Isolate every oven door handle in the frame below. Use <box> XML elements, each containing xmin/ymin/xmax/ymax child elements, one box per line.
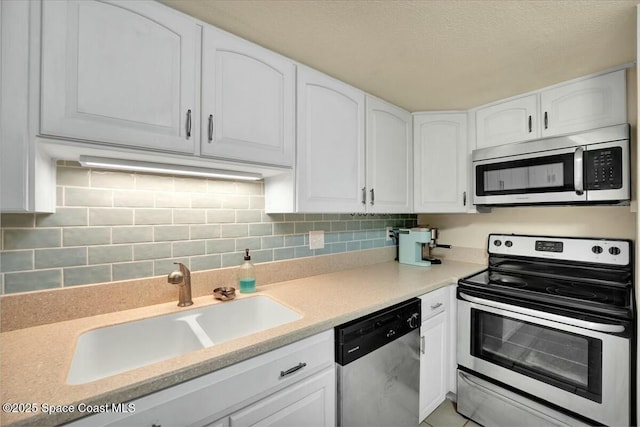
<box><xmin>459</xmin><ymin>292</ymin><xmax>625</xmax><ymax>333</ymax></box>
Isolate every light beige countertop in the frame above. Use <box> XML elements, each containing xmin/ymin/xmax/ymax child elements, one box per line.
<box><xmin>0</xmin><ymin>259</ymin><xmax>483</xmax><ymax>426</ymax></box>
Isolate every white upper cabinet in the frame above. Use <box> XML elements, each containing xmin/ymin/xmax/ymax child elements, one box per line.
<box><xmin>413</xmin><ymin>113</ymin><xmax>468</xmax><ymax>213</ymax></box>
<box><xmin>296</xmin><ymin>66</ymin><xmax>366</xmax><ymax>213</ymax></box>
<box><xmin>40</xmin><ymin>0</ymin><xmax>199</xmax><ymax>153</ymax></box>
<box><xmin>475</xmin><ymin>94</ymin><xmax>538</xmax><ymax>149</ymax></box>
<box><xmin>1</xmin><ymin>0</ymin><xmax>56</xmax><ymax>213</ymax></box>
<box><xmin>540</xmin><ymin>69</ymin><xmax>626</xmax><ymax>137</ymax></box>
<box><xmin>475</xmin><ymin>70</ymin><xmax>627</xmax><ymax>149</ymax></box>
<box><xmin>200</xmin><ymin>26</ymin><xmax>295</xmax><ymax>167</ymax></box>
<box><xmin>365</xmin><ymin>96</ymin><xmax>413</xmax><ymax>213</ymax></box>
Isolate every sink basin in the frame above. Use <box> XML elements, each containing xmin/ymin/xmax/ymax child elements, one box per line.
<box><xmin>66</xmin><ymin>312</ymin><xmax>205</xmax><ymax>384</ymax></box>
<box><xmin>67</xmin><ymin>296</ymin><xmax>301</xmax><ymax>384</ymax></box>
<box><xmin>192</xmin><ymin>295</ymin><xmax>302</xmax><ymax>344</ymax></box>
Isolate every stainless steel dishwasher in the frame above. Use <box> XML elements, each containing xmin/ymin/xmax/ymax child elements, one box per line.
<box><xmin>335</xmin><ymin>298</ymin><xmax>421</xmax><ymax>427</ymax></box>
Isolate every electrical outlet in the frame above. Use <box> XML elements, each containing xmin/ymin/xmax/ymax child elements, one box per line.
<box><xmin>386</xmin><ymin>226</ymin><xmax>393</xmax><ymax>241</ymax></box>
<box><xmin>309</xmin><ymin>230</ymin><xmax>325</xmax><ymax>249</ymax></box>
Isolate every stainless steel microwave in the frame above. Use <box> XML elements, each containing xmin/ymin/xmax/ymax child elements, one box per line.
<box><xmin>472</xmin><ymin>124</ymin><xmax>630</xmax><ymax>206</ymax></box>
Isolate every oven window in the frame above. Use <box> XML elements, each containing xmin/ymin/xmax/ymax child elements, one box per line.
<box><xmin>470</xmin><ymin>309</ymin><xmax>602</xmax><ymax>403</ymax></box>
<box><xmin>476</xmin><ymin>152</ymin><xmax>575</xmax><ymax>196</ymax></box>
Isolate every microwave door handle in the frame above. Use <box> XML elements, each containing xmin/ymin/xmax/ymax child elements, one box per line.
<box><xmin>574</xmin><ymin>147</ymin><xmax>584</xmax><ymax>195</ymax></box>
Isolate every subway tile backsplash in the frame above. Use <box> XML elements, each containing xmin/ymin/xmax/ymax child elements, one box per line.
<box><xmin>0</xmin><ymin>163</ymin><xmax>416</xmax><ymax>294</ymax></box>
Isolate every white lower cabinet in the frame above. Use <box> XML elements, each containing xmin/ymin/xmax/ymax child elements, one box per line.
<box><xmin>420</xmin><ymin>312</ymin><xmax>447</xmax><ymax>421</ymax></box>
<box><xmin>65</xmin><ymin>330</ymin><xmax>335</xmax><ymax>427</ymax></box>
<box><xmin>418</xmin><ymin>285</ymin><xmax>456</xmax><ymax>422</ymax></box>
<box><xmin>228</xmin><ymin>368</ymin><xmax>335</xmax><ymax>427</ymax></box>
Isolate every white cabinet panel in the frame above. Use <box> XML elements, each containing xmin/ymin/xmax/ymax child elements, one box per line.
<box><xmin>475</xmin><ymin>94</ymin><xmax>538</xmax><ymax>148</ymax></box>
<box><xmin>540</xmin><ymin>69</ymin><xmax>627</xmax><ymax>137</ymax></box>
<box><xmin>41</xmin><ymin>0</ymin><xmax>198</xmax><ymax>153</ymax></box>
<box><xmin>297</xmin><ymin>66</ymin><xmax>365</xmax><ymax>213</ymax></box>
<box><xmin>419</xmin><ymin>312</ymin><xmax>447</xmax><ymax>422</ymax></box>
<box><xmin>419</xmin><ymin>286</ymin><xmax>456</xmax><ymax>421</ymax></box>
<box><xmin>229</xmin><ymin>368</ymin><xmax>335</xmax><ymax>427</ymax></box>
<box><xmin>365</xmin><ymin>96</ymin><xmax>412</xmax><ymax>213</ymax></box>
<box><xmin>201</xmin><ymin>26</ymin><xmax>295</xmax><ymax>167</ymax></box>
<box><xmin>413</xmin><ymin>113</ymin><xmax>468</xmax><ymax>213</ymax></box>
<box><xmin>1</xmin><ymin>0</ymin><xmax>55</xmax><ymax>213</ymax></box>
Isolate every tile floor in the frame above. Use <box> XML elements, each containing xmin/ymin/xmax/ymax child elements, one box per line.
<box><xmin>421</xmin><ymin>399</ymin><xmax>481</xmax><ymax>427</ymax></box>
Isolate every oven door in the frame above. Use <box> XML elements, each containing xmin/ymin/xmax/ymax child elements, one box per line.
<box><xmin>473</xmin><ymin>146</ymin><xmax>586</xmax><ymax>205</ymax></box>
<box><xmin>457</xmin><ymin>292</ymin><xmax>630</xmax><ymax>427</ymax></box>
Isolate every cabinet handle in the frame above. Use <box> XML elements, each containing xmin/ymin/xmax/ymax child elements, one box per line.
<box><xmin>361</xmin><ymin>187</ymin><xmax>366</xmax><ymax>205</ymax></box>
<box><xmin>463</xmin><ymin>191</ymin><xmax>467</xmax><ymax>206</ymax></box>
<box><xmin>420</xmin><ymin>336</ymin><xmax>425</xmax><ymax>354</ymax></box>
<box><xmin>280</xmin><ymin>362</ymin><xmax>307</xmax><ymax>379</ymax></box>
<box><xmin>431</xmin><ymin>302</ymin><xmax>443</xmax><ymax>310</ymax></box>
<box><xmin>544</xmin><ymin>111</ymin><xmax>548</xmax><ymax>129</ymax></box>
<box><xmin>528</xmin><ymin>115</ymin><xmax>532</xmax><ymax>133</ymax></box>
<box><xmin>208</xmin><ymin>114</ymin><xmax>214</xmax><ymax>143</ymax></box>
<box><xmin>370</xmin><ymin>188</ymin><xmax>375</xmax><ymax>205</ymax></box>
<box><xmin>186</xmin><ymin>109</ymin><xmax>192</xmax><ymax>139</ymax></box>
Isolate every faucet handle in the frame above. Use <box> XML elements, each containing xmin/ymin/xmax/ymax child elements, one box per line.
<box><xmin>167</xmin><ymin>269</ymin><xmax>184</xmax><ymax>285</ymax></box>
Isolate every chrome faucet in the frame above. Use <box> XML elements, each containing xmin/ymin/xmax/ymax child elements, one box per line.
<box><xmin>167</xmin><ymin>262</ymin><xmax>193</xmax><ymax>307</ymax></box>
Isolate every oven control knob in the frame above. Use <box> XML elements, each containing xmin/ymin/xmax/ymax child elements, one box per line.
<box><xmin>505</xmin><ymin>240</ymin><xmax>513</xmax><ymax>248</ymax></box>
<box><xmin>592</xmin><ymin>245</ymin><xmax>603</xmax><ymax>254</ymax></box>
<box><xmin>407</xmin><ymin>313</ymin><xmax>420</xmax><ymax>329</ymax></box>
<box><xmin>493</xmin><ymin>240</ymin><xmax>502</xmax><ymax>247</ymax></box>
<box><xmin>609</xmin><ymin>246</ymin><xmax>621</xmax><ymax>256</ymax></box>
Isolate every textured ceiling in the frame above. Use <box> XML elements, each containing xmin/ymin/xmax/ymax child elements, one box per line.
<box><xmin>161</xmin><ymin>0</ymin><xmax>637</xmax><ymax>112</ymax></box>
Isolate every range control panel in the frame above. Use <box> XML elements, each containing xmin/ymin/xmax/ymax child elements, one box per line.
<box><xmin>488</xmin><ymin>234</ymin><xmax>630</xmax><ymax>266</ymax></box>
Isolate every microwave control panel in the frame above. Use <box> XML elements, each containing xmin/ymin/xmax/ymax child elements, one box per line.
<box><xmin>585</xmin><ymin>147</ymin><xmax>622</xmax><ymax>190</ymax></box>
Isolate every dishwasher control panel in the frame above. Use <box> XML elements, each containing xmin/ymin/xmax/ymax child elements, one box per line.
<box><xmin>335</xmin><ymin>298</ymin><xmax>421</xmax><ymax>366</ymax></box>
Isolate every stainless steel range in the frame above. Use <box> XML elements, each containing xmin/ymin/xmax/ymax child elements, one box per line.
<box><xmin>457</xmin><ymin>234</ymin><xmax>634</xmax><ymax>427</ymax></box>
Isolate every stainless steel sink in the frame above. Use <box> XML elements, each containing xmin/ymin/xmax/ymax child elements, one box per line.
<box><xmin>67</xmin><ymin>296</ymin><xmax>301</xmax><ymax>384</ymax></box>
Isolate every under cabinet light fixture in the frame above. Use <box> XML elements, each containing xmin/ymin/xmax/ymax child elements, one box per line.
<box><xmin>78</xmin><ymin>156</ymin><xmax>262</xmax><ymax>181</ymax></box>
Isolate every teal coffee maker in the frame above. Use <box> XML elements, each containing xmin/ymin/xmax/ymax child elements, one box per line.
<box><xmin>398</xmin><ymin>227</ymin><xmax>450</xmax><ymax>266</ymax></box>
<box><xmin>398</xmin><ymin>228</ymin><xmax>432</xmax><ymax>266</ymax></box>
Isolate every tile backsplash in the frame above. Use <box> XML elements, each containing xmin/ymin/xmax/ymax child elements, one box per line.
<box><xmin>0</xmin><ymin>162</ymin><xmax>416</xmax><ymax>294</ymax></box>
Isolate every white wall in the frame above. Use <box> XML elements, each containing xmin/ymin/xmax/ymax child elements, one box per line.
<box><xmin>419</xmin><ymin>206</ymin><xmax>636</xmax><ymax>249</ymax></box>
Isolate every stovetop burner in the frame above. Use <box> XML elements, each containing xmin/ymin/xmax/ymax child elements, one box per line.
<box><xmin>488</xmin><ymin>272</ymin><xmax>528</xmax><ymax>288</ymax></box>
<box><xmin>546</xmin><ymin>285</ymin><xmax>608</xmax><ymax>303</ymax></box>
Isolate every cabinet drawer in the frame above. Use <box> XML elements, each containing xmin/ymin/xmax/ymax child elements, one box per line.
<box><xmin>419</xmin><ymin>287</ymin><xmax>449</xmax><ymax>319</ymax></box>
<box><xmin>229</xmin><ymin>367</ymin><xmax>336</xmax><ymax>427</ymax></box>
<box><xmin>66</xmin><ymin>330</ymin><xmax>334</xmax><ymax>427</ymax></box>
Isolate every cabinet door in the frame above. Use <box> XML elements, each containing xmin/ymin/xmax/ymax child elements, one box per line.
<box><xmin>365</xmin><ymin>96</ymin><xmax>412</xmax><ymax>213</ymax></box>
<box><xmin>230</xmin><ymin>367</ymin><xmax>336</xmax><ymax>427</ymax></box>
<box><xmin>475</xmin><ymin>94</ymin><xmax>538</xmax><ymax>148</ymax></box>
<box><xmin>1</xmin><ymin>0</ymin><xmax>56</xmax><ymax>213</ymax></box>
<box><xmin>419</xmin><ymin>312</ymin><xmax>447</xmax><ymax>422</ymax></box>
<box><xmin>413</xmin><ymin>113</ymin><xmax>468</xmax><ymax>213</ymax></box>
<box><xmin>201</xmin><ymin>26</ymin><xmax>295</xmax><ymax>167</ymax></box>
<box><xmin>41</xmin><ymin>0</ymin><xmax>198</xmax><ymax>153</ymax></box>
<box><xmin>540</xmin><ymin>70</ymin><xmax>627</xmax><ymax>137</ymax></box>
<box><xmin>297</xmin><ymin>67</ymin><xmax>365</xmax><ymax>213</ymax></box>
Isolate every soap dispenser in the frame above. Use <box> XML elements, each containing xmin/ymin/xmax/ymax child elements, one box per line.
<box><xmin>238</xmin><ymin>248</ymin><xmax>256</xmax><ymax>293</ymax></box>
